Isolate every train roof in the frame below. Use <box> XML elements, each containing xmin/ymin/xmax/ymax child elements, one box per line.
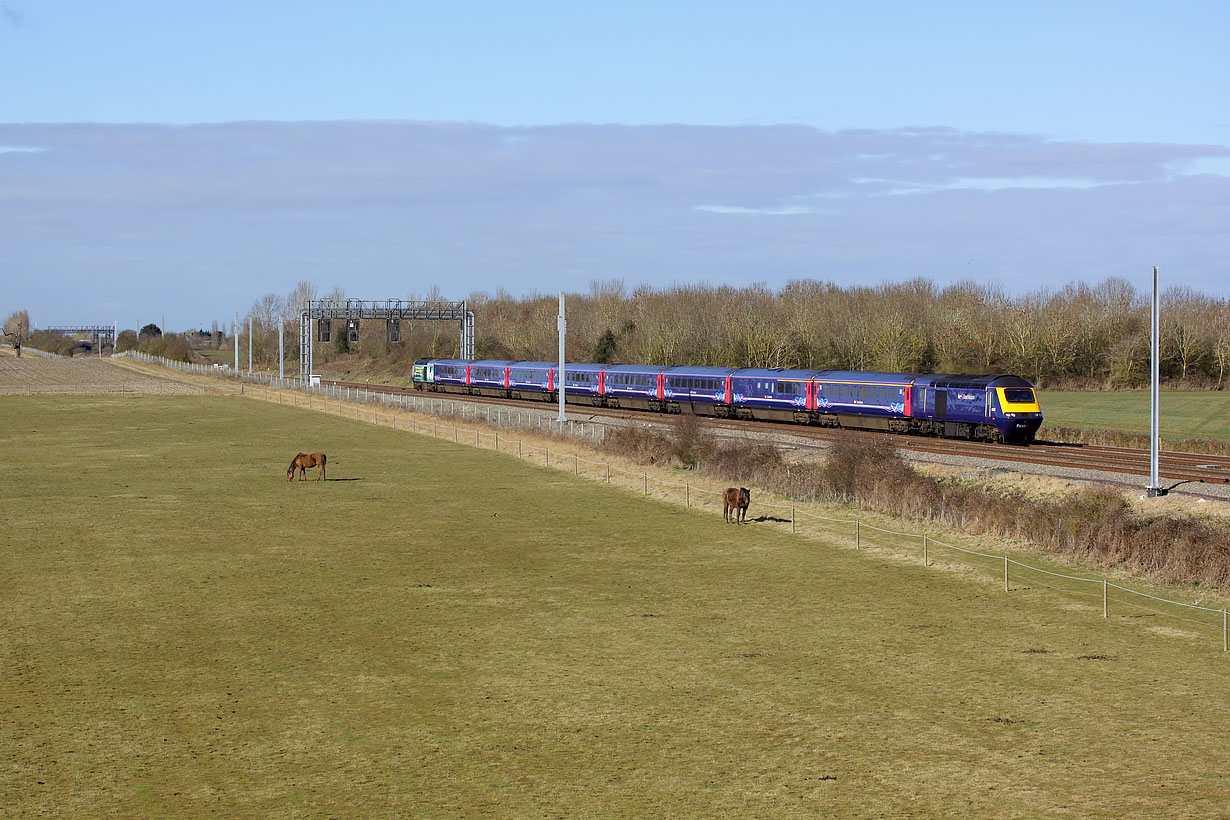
<box><xmin>601</xmin><ymin>363</ymin><xmax>667</xmax><ymax>373</ymax></box>
<box><xmin>914</xmin><ymin>374</ymin><xmax>1035</xmax><ymax>389</ymax></box>
<box><xmin>662</xmin><ymin>365</ymin><xmax>738</xmax><ymax>377</ymax></box>
<box><xmin>732</xmin><ymin>367</ymin><xmax>823</xmax><ymax>381</ymax></box>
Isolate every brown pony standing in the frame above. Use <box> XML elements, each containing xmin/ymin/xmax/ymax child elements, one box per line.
<box><xmin>287</xmin><ymin>452</ymin><xmax>327</xmax><ymax>482</ymax></box>
<box><xmin>723</xmin><ymin>487</ymin><xmax>751</xmax><ymax>524</ymax></box>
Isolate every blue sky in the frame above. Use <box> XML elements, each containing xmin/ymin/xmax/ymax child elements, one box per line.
<box><xmin>2</xmin><ymin>1</ymin><xmax>1228</xmax><ymax>329</ymax></box>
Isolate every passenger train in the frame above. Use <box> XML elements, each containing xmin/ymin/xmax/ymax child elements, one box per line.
<box><xmin>412</xmin><ymin>358</ymin><xmax>1043</xmax><ymax>443</ymax></box>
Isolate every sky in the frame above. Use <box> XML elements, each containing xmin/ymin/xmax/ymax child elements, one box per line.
<box><xmin>2</xmin><ymin>0</ymin><xmax>1229</xmax><ymax>330</ymax></box>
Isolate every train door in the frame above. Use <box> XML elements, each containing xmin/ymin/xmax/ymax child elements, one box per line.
<box><xmin>934</xmin><ymin>389</ymin><xmax>947</xmax><ymax>418</ymax></box>
<box><xmin>902</xmin><ymin>384</ymin><xmax>911</xmax><ymax>416</ymax></box>
<box><xmin>465</xmin><ymin>364</ymin><xmax>472</xmax><ymax>386</ymax></box>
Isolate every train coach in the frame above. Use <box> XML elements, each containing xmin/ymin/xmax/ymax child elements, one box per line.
<box><xmin>411</xmin><ymin>358</ymin><xmax>1043</xmax><ymax>443</ymax></box>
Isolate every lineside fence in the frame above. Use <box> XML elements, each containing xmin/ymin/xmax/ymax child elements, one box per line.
<box><xmin>1</xmin><ymin>344</ymin><xmax>61</xmax><ymax>358</ymax></box>
<box><xmin>113</xmin><ymin>350</ymin><xmax>1229</xmax><ymax>652</ymax></box>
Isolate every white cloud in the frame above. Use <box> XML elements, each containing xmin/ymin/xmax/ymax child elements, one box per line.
<box><xmin>1</xmin><ymin>120</ymin><xmax>1228</xmax><ymax>325</ymax></box>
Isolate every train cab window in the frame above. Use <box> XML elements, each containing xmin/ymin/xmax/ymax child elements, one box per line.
<box><xmin>1003</xmin><ymin>388</ymin><xmax>1036</xmax><ymax>403</ymax></box>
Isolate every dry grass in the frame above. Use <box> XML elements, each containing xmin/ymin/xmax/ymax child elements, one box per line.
<box><xmin>0</xmin><ymin>354</ymin><xmax>208</xmax><ymax>395</ymax></box>
<box><xmin>5</xmin><ymin>393</ymin><xmax>1230</xmax><ymax>819</ymax></box>
<box><xmin>604</xmin><ymin>419</ymin><xmax>1230</xmax><ymax>595</ymax></box>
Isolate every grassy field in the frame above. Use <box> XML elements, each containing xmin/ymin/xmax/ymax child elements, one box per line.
<box><xmin>1040</xmin><ymin>388</ymin><xmax>1230</xmax><ymax>442</ymax></box>
<box><xmin>3</xmin><ymin>394</ymin><xmax>1230</xmax><ymax>819</ymax></box>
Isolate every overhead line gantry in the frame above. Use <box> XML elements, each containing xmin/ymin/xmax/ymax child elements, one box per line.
<box><xmin>298</xmin><ymin>299</ymin><xmax>475</xmax><ymax>381</ymax></box>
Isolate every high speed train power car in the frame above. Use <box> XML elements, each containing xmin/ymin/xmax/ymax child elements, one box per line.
<box><xmin>412</xmin><ymin>358</ymin><xmax>1043</xmax><ymax>443</ymax></box>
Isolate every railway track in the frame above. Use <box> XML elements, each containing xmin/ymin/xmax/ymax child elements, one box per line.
<box><xmin>323</xmin><ymin>379</ymin><xmax>1230</xmax><ymax>492</ymax></box>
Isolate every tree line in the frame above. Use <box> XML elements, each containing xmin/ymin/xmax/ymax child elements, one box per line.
<box><xmin>255</xmin><ymin>277</ymin><xmax>1226</xmax><ymax>388</ymax></box>
<box><xmin>11</xmin><ymin>275</ymin><xmax>1225</xmax><ymax>388</ymax></box>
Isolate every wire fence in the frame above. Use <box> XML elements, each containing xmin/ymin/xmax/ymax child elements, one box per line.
<box><xmin>1</xmin><ymin>343</ymin><xmax>61</xmax><ymax>359</ymax></box>
<box><xmin>113</xmin><ymin>350</ymin><xmax>1230</xmax><ymax>653</ymax></box>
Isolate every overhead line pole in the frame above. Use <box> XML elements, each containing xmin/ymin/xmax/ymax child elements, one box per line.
<box><xmin>1147</xmin><ymin>265</ymin><xmax>1166</xmax><ymax>498</ymax></box>
<box><xmin>557</xmin><ymin>291</ymin><xmax>567</xmax><ymax>423</ymax></box>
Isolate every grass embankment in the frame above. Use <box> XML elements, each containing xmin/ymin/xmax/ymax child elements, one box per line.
<box><xmin>1041</xmin><ymin>389</ymin><xmax>1230</xmax><ymax>450</ymax></box>
<box><xmin>3</xmin><ymin>394</ymin><xmax>1230</xmax><ymax>818</ymax></box>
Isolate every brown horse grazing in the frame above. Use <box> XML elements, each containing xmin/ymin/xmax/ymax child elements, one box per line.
<box><xmin>723</xmin><ymin>487</ymin><xmax>751</xmax><ymax>524</ymax></box>
<box><xmin>287</xmin><ymin>452</ymin><xmax>327</xmax><ymax>482</ymax></box>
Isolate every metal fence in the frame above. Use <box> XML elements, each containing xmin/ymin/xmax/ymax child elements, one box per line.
<box><xmin>112</xmin><ymin>350</ymin><xmax>1229</xmax><ymax>652</ymax></box>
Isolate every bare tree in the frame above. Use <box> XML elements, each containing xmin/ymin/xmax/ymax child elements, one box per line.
<box><xmin>3</xmin><ymin>310</ymin><xmax>30</xmax><ymax>356</ymax></box>
<box><xmin>1161</xmin><ymin>285</ymin><xmax>1211</xmax><ymax>381</ymax></box>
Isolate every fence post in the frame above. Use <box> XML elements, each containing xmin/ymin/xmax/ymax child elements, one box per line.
<box><xmin>791</xmin><ymin>506</ymin><xmax>795</xmax><ymax>533</ymax></box>
<box><xmin>923</xmin><ymin>535</ymin><xmax>928</xmax><ymax>566</ymax></box>
<box><xmin>1004</xmin><ymin>556</ymin><xmax>1009</xmax><ymax>592</ymax></box>
<box><xmin>495</xmin><ymin>431</ymin><xmax>499</xmax><ymax>450</ymax></box>
<box><xmin>546</xmin><ymin>447</ymin><xmax>550</xmax><ymax>466</ymax></box>
<box><xmin>855</xmin><ymin>519</ymin><xmax>860</xmax><ymax>549</ymax></box>
<box><xmin>686</xmin><ymin>484</ymin><xmax>690</xmax><ymax>507</ymax></box>
<box><xmin>606</xmin><ymin>463</ymin><xmax>610</xmax><ymax>483</ymax></box>
<box><xmin>574</xmin><ymin>454</ymin><xmax>578</xmax><ymax>475</ymax></box>
<box><xmin>644</xmin><ymin>474</ymin><xmax>648</xmax><ymax>496</ymax></box>
<box><xmin>1224</xmin><ymin>609</ymin><xmax>1227</xmax><ymax>652</ymax></box>
<box><xmin>1104</xmin><ymin>581</ymin><xmax>1109</xmax><ymax>618</ymax></box>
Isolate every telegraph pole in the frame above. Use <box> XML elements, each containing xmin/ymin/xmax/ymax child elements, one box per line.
<box><xmin>248</xmin><ymin>316</ymin><xmax>253</xmax><ymax>373</ymax></box>
<box><xmin>557</xmin><ymin>291</ymin><xmax>567</xmax><ymax>422</ymax></box>
<box><xmin>279</xmin><ymin>317</ymin><xmax>284</xmax><ymax>379</ymax></box>
<box><xmin>234</xmin><ymin>311</ymin><xmax>239</xmax><ymax>371</ymax></box>
<box><xmin>1146</xmin><ymin>266</ymin><xmax>1166</xmax><ymax>497</ymax></box>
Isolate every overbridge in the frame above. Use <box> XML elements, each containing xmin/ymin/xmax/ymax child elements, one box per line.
<box><xmin>298</xmin><ymin>299</ymin><xmax>475</xmax><ymax>381</ymax></box>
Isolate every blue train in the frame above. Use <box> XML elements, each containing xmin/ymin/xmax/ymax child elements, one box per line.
<box><xmin>412</xmin><ymin>358</ymin><xmax>1043</xmax><ymax>443</ymax></box>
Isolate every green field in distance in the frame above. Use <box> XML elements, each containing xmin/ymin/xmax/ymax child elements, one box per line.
<box><xmin>1039</xmin><ymin>388</ymin><xmax>1230</xmax><ymax>442</ymax></box>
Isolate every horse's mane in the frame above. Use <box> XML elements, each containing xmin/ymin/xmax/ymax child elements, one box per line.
<box><xmin>287</xmin><ymin>453</ymin><xmax>305</xmax><ymax>473</ymax></box>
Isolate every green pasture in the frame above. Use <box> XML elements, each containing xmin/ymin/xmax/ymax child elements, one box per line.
<box><xmin>1040</xmin><ymin>388</ymin><xmax>1230</xmax><ymax>442</ymax></box>
<box><xmin>3</xmin><ymin>394</ymin><xmax>1229</xmax><ymax>819</ymax></box>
